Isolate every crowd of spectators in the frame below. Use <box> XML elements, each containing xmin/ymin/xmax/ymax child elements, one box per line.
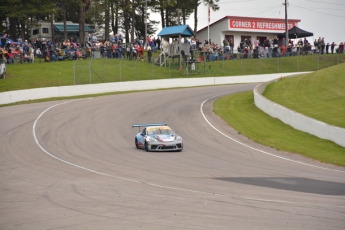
<box><xmin>0</xmin><ymin>33</ymin><xmax>164</xmax><ymax>64</ymax></box>
<box><xmin>87</xmin><ymin>34</ymin><xmax>162</xmax><ymax>62</ymax></box>
<box><xmin>0</xmin><ymin>32</ymin><xmax>344</xmax><ymax>65</ymax></box>
<box><xmin>188</xmin><ymin>36</ymin><xmax>345</xmax><ymax>61</ymax></box>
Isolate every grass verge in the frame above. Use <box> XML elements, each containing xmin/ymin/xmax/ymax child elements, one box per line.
<box><xmin>1</xmin><ymin>53</ymin><xmax>344</xmax><ymax>92</ymax></box>
<box><xmin>213</xmin><ymin>91</ymin><xmax>345</xmax><ymax>167</ymax></box>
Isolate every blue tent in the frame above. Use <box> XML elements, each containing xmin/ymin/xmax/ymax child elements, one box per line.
<box><xmin>158</xmin><ymin>25</ymin><xmax>195</xmax><ymax>38</ymax></box>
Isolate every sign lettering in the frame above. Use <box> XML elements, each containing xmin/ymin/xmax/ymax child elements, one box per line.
<box><xmin>230</xmin><ymin>20</ymin><xmax>296</xmax><ymax>31</ymax></box>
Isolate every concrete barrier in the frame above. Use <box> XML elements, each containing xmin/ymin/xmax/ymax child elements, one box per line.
<box><xmin>0</xmin><ymin>72</ymin><xmax>303</xmax><ymax>105</ymax></box>
<box><xmin>254</xmin><ymin>77</ymin><xmax>345</xmax><ymax>147</ymax></box>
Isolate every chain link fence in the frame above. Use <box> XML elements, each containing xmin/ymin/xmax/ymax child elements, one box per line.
<box><xmin>74</xmin><ymin>50</ymin><xmax>345</xmax><ymax>85</ymax></box>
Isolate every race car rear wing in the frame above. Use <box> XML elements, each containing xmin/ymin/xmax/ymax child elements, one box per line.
<box><xmin>132</xmin><ymin>123</ymin><xmax>167</xmax><ymax>132</ymax></box>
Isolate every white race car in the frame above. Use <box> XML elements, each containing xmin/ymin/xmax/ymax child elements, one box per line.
<box><xmin>133</xmin><ymin>123</ymin><xmax>183</xmax><ymax>152</ymax></box>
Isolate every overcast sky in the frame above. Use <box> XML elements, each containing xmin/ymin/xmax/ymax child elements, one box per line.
<box><xmin>152</xmin><ymin>0</ymin><xmax>345</xmax><ymax>44</ymax></box>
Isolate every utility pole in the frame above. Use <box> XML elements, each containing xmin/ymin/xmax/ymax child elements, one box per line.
<box><xmin>284</xmin><ymin>0</ymin><xmax>288</xmax><ymax>46</ymax></box>
<box><xmin>144</xmin><ymin>0</ymin><xmax>150</xmax><ymax>48</ymax></box>
<box><xmin>177</xmin><ymin>9</ymin><xmax>181</xmax><ymax>25</ymax></box>
<box><xmin>145</xmin><ymin>0</ymin><xmax>147</xmax><ymax>47</ymax></box>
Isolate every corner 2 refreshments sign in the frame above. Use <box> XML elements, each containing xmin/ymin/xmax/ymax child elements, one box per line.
<box><xmin>230</xmin><ymin>19</ymin><xmax>296</xmax><ymax>30</ymax></box>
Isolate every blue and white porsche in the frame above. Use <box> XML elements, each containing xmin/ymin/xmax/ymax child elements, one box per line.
<box><xmin>133</xmin><ymin>123</ymin><xmax>183</xmax><ymax>152</ymax></box>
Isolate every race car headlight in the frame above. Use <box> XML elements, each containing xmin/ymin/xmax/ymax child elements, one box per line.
<box><xmin>147</xmin><ymin>136</ymin><xmax>157</xmax><ymax>142</ymax></box>
<box><xmin>175</xmin><ymin>136</ymin><xmax>182</xmax><ymax>141</ymax></box>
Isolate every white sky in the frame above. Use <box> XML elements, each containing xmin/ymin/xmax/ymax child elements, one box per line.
<box><xmin>151</xmin><ymin>0</ymin><xmax>345</xmax><ymax>44</ymax></box>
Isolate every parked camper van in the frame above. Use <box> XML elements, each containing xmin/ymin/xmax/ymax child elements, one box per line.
<box><xmin>30</xmin><ymin>21</ymin><xmax>95</xmax><ymax>42</ymax></box>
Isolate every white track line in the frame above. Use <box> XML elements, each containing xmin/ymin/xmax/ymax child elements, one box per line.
<box><xmin>32</xmin><ymin>99</ymin><xmax>345</xmax><ymax>209</ymax></box>
<box><xmin>200</xmin><ymin>94</ymin><xmax>345</xmax><ymax>174</ymax></box>
<box><xmin>32</xmin><ymin>100</ymin><xmax>229</xmax><ymax>198</ymax></box>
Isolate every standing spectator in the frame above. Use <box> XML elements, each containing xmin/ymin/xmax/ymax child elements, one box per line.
<box><xmin>273</xmin><ymin>36</ymin><xmax>279</xmax><ymax>49</ymax></box>
<box><xmin>119</xmin><ymin>42</ymin><xmax>124</xmax><ymax>58</ymax></box>
<box><xmin>223</xmin><ymin>37</ymin><xmax>228</xmax><ymax>54</ymax></box>
<box><xmin>317</xmin><ymin>37</ymin><xmax>322</xmax><ymax>52</ymax></box>
<box><xmin>146</xmin><ymin>35</ymin><xmax>151</xmax><ymax>47</ymax></box>
<box><xmin>331</xmin><ymin>42</ymin><xmax>336</xmax><ymax>54</ymax></box>
<box><xmin>147</xmin><ymin>46</ymin><xmax>152</xmax><ymax>63</ymax></box>
<box><xmin>239</xmin><ymin>39</ymin><xmax>244</xmax><ymax>53</ymax></box>
<box><xmin>292</xmin><ymin>44</ymin><xmax>297</xmax><ymax>56</ymax></box>
<box><xmin>156</xmin><ymin>37</ymin><xmax>161</xmax><ymax>50</ymax></box>
<box><xmin>326</xmin><ymin>43</ymin><xmax>330</xmax><ymax>54</ymax></box>
<box><xmin>229</xmin><ymin>39</ymin><xmax>234</xmax><ymax>54</ymax></box>
<box><xmin>303</xmin><ymin>38</ymin><xmax>309</xmax><ymax>54</ymax></box>
<box><xmin>92</xmin><ymin>34</ymin><xmax>97</xmax><ymax>43</ymax></box>
<box><xmin>254</xmin><ymin>39</ymin><xmax>259</xmax><ymax>49</ymax></box>
<box><xmin>126</xmin><ymin>44</ymin><xmax>131</xmax><ymax>60</ymax></box>
<box><xmin>41</xmin><ymin>39</ymin><xmax>46</xmax><ymax>51</ymax></box>
<box><xmin>191</xmin><ymin>38</ymin><xmax>196</xmax><ymax>50</ymax></box>
<box><xmin>339</xmin><ymin>42</ymin><xmax>344</xmax><ymax>53</ymax></box>
<box><xmin>114</xmin><ymin>34</ymin><xmax>118</xmax><ymax>44</ymax></box>
<box><xmin>320</xmin><ymin>37</ymin><xmax>325</xmax><ymax>54</ymax></box>
<box><xmin>174</xmin><ymin>38</ymin><xmax>179</xmax><ymax>53</ymax></box>
<box><xmin>190</xmin><ymin>45</ymin><xmax>194</xmax><ymax>61</ymax></box>
<box><xmin>282</xmin><ymin>37</ymin><xmax>286</xmax><ymax>47</ymax></box>
<box><xmin>313</xmin><ymin>39</ymin><xmax>318</xmax><ymax>53</ymax></box>
<box><xmin>264</xmin><ymin>37</ymin><xmax>271</xmax><ymax>58</ymax></box>
<box><xmin>137</xmin><ymin>44</ymin><xmax>144</xmax><ymax>60</ymax></box>
<box><xmin>153</xmin><ymin>37</ymin><xmax>157</xmax><ymax>49</ymax></box>
<box><xmin>149</xmin><ymin>40</ymin><xmax>155</xmax><ymax>51</ymax></box>
<box><xmin>0</xmin><ymin>47</ymin><xmax>5</xmax><ymax>62</ymax></box>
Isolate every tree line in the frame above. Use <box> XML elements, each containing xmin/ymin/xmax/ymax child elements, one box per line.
<box><xmin>0</xmin><ymin>0</ymin><xmax>219</xmax><ymax>43</ymax></box>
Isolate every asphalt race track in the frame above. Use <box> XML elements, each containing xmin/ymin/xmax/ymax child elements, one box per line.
<box><xmin>0</xmin><ymin>84</ymin><xmax>344</xmax><ymax>230</ymax></box>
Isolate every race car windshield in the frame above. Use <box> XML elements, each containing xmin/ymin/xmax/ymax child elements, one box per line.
<box><xmin>148</xmin><ymin>127</ymin><xmax>173</xmax><ymax>135</ymax></box>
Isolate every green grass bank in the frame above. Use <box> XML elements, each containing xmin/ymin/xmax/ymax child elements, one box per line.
<box><xmin>1</xmin><ymin>53</ymin><xmax>344</xmax><ymax>92</ymax></box>
<box><xmin>214</xmin><ymin>63</ymin><xmax>345</xmax><ymax>167</ymax></box>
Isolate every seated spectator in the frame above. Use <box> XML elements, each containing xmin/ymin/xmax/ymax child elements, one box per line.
<box><xmin>6</xmin><ymin>48</ymin><xmax>15</xmax><ymax>64</ymax></box>
<box><xmin>75</xmin><ymin>49</ymin><xmax>83</xmax><ymax>59</ymax></box>
<box><xmin>36</xmin><ymin>48</ymin><xmax>43</xmax><ymax>58</ymax></box>
<box><xmin>0</xmin><ymin>47</ymin><xmax>7</xmax><ymax>62</ymax></box>
<box><xmin>214</xmin><ymin>49</ymin><xmax>219</xmax><ymax>61</ymax></box>
<box><xmin>24</xmin><ymin>52</ymin><xmax>33</xmax><ymax>63</ymax></box>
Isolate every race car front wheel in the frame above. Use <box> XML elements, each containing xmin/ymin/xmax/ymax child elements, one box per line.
<box><xmin>145</xmin><ymin>141</ymin><xmax>149</xmax><ymax>152</ymax></box>
<box><xmin>135</xmin><ymin>138</ymin><xmax>139</xmax><ymax>149</ymax></box>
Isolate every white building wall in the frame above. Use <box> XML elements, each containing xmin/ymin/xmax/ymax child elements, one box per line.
<box><xmin>196</xmin><ymin>19</ymin><xmax>229</xmax><ymax>46</ymax></box>
<box><xmin>197</xmin><ymin>18</ymin><xmax>299</xmax><ymax>49</ymax></box>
